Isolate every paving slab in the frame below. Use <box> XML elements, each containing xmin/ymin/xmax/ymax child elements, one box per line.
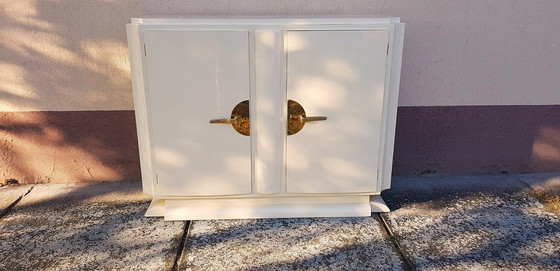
<box><xmin>382</xmin><ymin>175</ymin><xmax>560</xmax><ymax>271</ymax></box>
<box><xmin>0</xmin><ymin>184</ymin><xmax>33</xmax><ymax>216</ymax></box>
<box><xmin>0</xmin><ymin>183</ymin><xmax>185</xmax><ymax>271</ymax></box>
<box><xmin>180</xmin><ymin>217</ymin><xmax>405</xmax><ymax>271</ymax></box>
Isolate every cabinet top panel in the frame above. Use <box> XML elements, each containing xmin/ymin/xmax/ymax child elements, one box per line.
<box><xmin>130</xmin><ymin>16</ymin><xmax>400</xmax><ymax>26</ymax></box>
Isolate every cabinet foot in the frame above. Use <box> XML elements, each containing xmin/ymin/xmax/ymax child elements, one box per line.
<box><xmin>145</xmin><ymin>199</ymin><xmax>165</xmax><ymax>216</ymax></box>
<box><xmin>369</xmin><ymin>195</ymin><xmax>390</xmax><ymax>213</ymax></box>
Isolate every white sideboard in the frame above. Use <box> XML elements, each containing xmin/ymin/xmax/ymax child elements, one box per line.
<box><xmin>127</xmin><ymin>17</ymin><xmax>404</xmax><ymax>220</ymax></box>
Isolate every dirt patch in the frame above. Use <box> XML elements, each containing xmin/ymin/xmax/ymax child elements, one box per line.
<box><xmin>532</xmin><ymin>189</ymin><xmax>560</xmax><ymax>215</ymax></box>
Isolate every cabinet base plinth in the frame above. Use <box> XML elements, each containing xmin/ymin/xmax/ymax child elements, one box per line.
<box><xmin>144</xmin><ymin>196</ymin><xmax>389</xmax><ymax>220</ymax></box>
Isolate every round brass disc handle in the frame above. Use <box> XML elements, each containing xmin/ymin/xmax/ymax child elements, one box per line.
<box><xmin>287</xmin><ymin>100</ymin><xmax>327</xmax><ymax>135</ymax></box>
<box><xmin>209</xmin><ymin>100</ymin><xmax>250</xmax><ymax>136</ymax></box>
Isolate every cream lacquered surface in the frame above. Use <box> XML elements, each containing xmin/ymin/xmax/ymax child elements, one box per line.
<box><xmin>143</xmin><ymin>30</ymin><xmax>252</xmax><ymax>196</ymax></box>
<box><xmin>286</xmin><ymin>30</ymin><xmax>389</xmax><ymax>194</ymax></box>
<box><xmin>127</xmin><ymin>17</ymin><xmax>405</xmax><ymax>220</ymax></box>
<box><xmin>254</xmin><ymin>30</ymin><xmax>286</xmax><ymax>195</ymax></box>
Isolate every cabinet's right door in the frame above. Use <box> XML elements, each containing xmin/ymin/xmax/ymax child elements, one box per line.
<box><xmin>286</xmin><ymin>30</ymin><xmax>389</xmax><ymax>194</ymax></box>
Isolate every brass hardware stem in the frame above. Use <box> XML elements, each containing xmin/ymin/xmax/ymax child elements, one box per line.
<box><xmin>209</xmin><ymin>118</ymin><xmax>234</xmax><ymax>124</ymax></box>
<box><xmin>302</xmin><ymin>116</ymin><xmax>327</xmax><ymax>122</ymax></box>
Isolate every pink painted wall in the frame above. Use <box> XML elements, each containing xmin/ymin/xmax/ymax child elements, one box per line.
<box><xmin>393</xmin><ymin>105</ymin><xmax>560</xmax><ymax>176</ymax></box>
<box><xmin>2</xmin><ymin>1</ymin><xmax>559</xmax><ymax>111</ymax></box>
<box><xmin>1</xmin><ymin>1</ymin><xmax>559</xmax><ymax>182</ymax></box>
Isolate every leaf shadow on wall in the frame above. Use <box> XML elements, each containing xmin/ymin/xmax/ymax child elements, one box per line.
<box><xmin>0</xmin><ymin>1</ymin><xmax>142</xmax><ymax>182</ymax></box>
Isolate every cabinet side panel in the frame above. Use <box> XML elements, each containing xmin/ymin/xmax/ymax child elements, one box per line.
<box><xmin>254</xmin><ymin>31</ymin><xmax>286</xmax><ymax>195</ymax></box>
<box><xmin>144</xmin><ymin>30</ymin><xmax>252</xmax><ymax>197</ymax></box>
<box><xmin>127</xmin><ymin>24</ymin><xmax>154</xmax><ymax>195</ymax></box>
<box><xmin>286</xmin><ymin>30</ymin><xmax>389</xmax><ymax>194</ymax></box>
<box><xmin>381</xmin><ymin>23</ymin><xmax>405</xmax><ymax>190</ymax></box>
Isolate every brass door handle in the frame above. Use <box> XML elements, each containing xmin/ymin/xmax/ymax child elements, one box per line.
<box><xmin>209</xmin><ymin>100</ymin><xmax>250</xmax><ymax>136</ymax></box>
<box><xmin>287</xmin><ymin>100</ymin><xmax>327</xmax><ymax>135</ymax></box>
<box><xmin>301</xmin><ymin>116</ymin><xmax>327</xmax><ymax>122</ymax></box>
<box><xmin>209</xmin><ymin>118</ymin><xmax>235</xmax><ymax>124</ymax></box>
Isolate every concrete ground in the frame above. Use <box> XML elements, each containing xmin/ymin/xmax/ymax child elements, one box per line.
<box><xmin>1</xmin><ymin>173</ymin><xmax>559</xmax><ymax>271</ymax></box>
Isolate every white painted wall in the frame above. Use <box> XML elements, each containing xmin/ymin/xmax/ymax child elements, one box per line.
<box><xmin>1</xmin><ymin>0</ymin><xmax>559</xmax><ymax>111</ymax></box>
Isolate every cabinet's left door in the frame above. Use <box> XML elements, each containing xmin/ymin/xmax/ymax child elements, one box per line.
<box><xmin>143</xmin><ymin>30</ymin><xmax>252</xmax><ymax>197</ymax></box>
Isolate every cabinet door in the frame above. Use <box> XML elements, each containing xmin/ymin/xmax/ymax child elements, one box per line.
<box><xmin>286</xmin><ymin>30</ymin><xmax>389</xmax><ymax>194</ymax></box>
<box><xmin>144</xmin><ymin>30</ymin><xmax>252</xmax><ymax>197</ymax></box>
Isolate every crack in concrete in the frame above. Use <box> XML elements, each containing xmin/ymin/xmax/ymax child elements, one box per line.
<box><xmin>172</xmin><ymin>220</ymin><xmax>191</xmax><ymax>271</ymax></box>
<box><xmin>84</xmin><ymin>166</ymin><xmax>94</xmax><ymax>180</ymax></box>
<box><xmin>0</xmin><ymin>185</ymin><xmax>34</xmax><ymax>219</ymax></box>
<box><xmin>377</xmin><ymin>213</ymin><xmax>415</xmax><ymax>271</ymax></box>
<box><xmin>49</xmin><ymin>158</ymin><xmax>56</xmax><ymax>177</ymax></box>
<box><xmin>73</xmin><ymin>160</ymin><xmax>94</xmax><ymax>180</ymax></box>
